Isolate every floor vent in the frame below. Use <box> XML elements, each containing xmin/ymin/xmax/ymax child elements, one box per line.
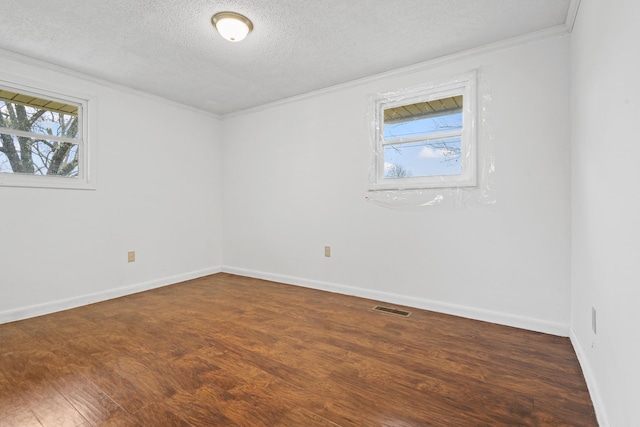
<box><xmin>373</xmin><ymin>306</ymin><xmax>411</xmax><ymax>317</ymax></box>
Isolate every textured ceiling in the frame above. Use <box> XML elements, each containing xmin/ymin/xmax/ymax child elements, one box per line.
<box><xmin>0</xmin><ymin>0</ymin><xmax>572</xmax><ymax>115</ymax></box>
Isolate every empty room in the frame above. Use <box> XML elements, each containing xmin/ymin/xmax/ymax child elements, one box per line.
<box><xmin>0</xmin><ymin>0</ymin><xmax>638</xmax><ymax>426</ymax></box>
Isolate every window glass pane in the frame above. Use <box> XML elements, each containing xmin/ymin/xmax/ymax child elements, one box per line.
<box><xmin>383</xmin><ymin>136</ymin><xmax>462</xmax><ymax>179</ymax></box>
<box><xmin>384</xmin><ymin>96</ymin><xmax>462</xmax><ymax>140</ymax></box>
<box><xmin>0</xmin><ymin>93</ymin><xmax>78</xmax><ymax>139</ymax></box>
<box><xmin>0</xmin><ymin>134</ymin><xmax>79</xmax><ymax>177</ymax></box>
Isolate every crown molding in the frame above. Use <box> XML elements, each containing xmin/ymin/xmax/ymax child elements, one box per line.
<box><xmin>226</xmin><ymin>23</ymin><xmax>573</xmax><ymax>119</ymax></box>
<box><xmin>0</xmin><ymin>48</ymin><xmax>222</xmax><ymax>120</ymax></box>
<box><xmin>565</xmin><ymin>0</ymin><xmax>582</xmax><ymax>33</ymax></box>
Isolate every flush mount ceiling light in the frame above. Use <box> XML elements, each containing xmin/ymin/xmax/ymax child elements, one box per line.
<box><xmin>211</xmin><ymin>12</ymin><xmax>253</xmax><ymax>42</ymax></box>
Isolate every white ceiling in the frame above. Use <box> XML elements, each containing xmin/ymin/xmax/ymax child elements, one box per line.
<box><xmin>0</xmin><ymin>0</ymin><xmax>573</xmax><ymax>115</ymax></box>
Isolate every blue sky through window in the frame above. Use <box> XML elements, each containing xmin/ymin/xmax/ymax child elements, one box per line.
<box><xmin>383</xmin><ymin>112</ymin><xmax>463</xmax><ymax>179</ymax></box>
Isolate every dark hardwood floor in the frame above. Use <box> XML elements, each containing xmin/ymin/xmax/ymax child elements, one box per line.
<box><xmin>0</xmin><ymin>273</ymin><xmax>597</xmax><ymax>426</ymax></box>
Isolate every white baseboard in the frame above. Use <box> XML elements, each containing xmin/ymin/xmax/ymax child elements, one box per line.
<box><xmin>222</xmin><ymin>266</ymin><xmax>569</xmax><ymax>336</ymax></box>
<box><xmin>0</xmin><ymin>264</ymin><xmax>570</xmax><ymax>338</ymax></box>
<box><xmin>0</xmin><ymin>266</ymin><xmax>222</xmax><ymax>325</ymax></box>
<box><xmin>570</xmin><ymin>328</ymin><xmax>608</xmax><ymax>427</ymax></box>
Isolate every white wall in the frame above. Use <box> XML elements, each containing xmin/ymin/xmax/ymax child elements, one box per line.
<box><xmin>570</xmin><ymin>1</ymin><xmax>640</xmax><ymax>425</ymax></box>
<box><xmin>222</xmin><ymin>35</ymin><xmax>572</xmax><ymax>335</ymax></box>
<box><xmin>0</xmin><ymin>52</ymin><xmax>224</xmax><ymax>322</ymax></box>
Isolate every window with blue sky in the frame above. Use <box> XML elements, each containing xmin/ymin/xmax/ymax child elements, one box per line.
<box><xmin>369</xmin><ymin>71</ymin><xmax>476</xmax><ymax>191</ymax></box>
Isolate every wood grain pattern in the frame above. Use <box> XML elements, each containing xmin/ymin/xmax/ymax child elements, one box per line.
<box><xmin>0</xmin><ymin>273</ymin><xmax>597</xmax><ymax>426</ymax></box>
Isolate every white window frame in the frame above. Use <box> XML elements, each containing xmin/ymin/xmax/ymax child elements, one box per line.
<box><xmin>369</xmin><ymin>71</ymin><xmax>477</xmax><ymax>191</ymax></box>
<box><xmin>0</xmin><ymin>80</ymin><xmax>95</xmax><ymax>190</ymax></box>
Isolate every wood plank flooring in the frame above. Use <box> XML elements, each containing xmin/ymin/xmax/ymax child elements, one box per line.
<box><xmin>0</xmin><ymin>273</ymin><xmax>598</xmax><ymax>426</ymax></box>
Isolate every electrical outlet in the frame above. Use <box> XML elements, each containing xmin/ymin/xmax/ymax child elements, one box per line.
<box><xmin>128</xmin><ymin>251</ymin><xmax>136</xmax><ymax>263</ymax></box>
<box><xmin>592</xmin><ymin>306</ymin><xmax>597</xmax><ymax>334</ymax></box>
<box><xmin>324</xmin><ymin>246</ymin><xmax>331</xmax><ymax>257</ymax></box>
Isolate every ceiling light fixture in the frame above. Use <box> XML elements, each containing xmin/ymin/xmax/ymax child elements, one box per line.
<box><xmin>211</xmin><ymin>12</ymin><xmax>253</xmax><ymax>42</ymax></box>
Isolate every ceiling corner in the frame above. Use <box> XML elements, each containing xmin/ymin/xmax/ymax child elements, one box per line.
<box><xmin>565</xmin><ymin>0</ymin><xmax>582</xmax><ymax>33</ymax></box>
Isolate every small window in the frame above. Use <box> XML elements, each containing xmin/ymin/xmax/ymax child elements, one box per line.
<box><xmin>370</xmin><ymin>71</ymin><xmax>476</xmax><ymax>190</ymax></box>
<box><xmin>0</xmin><ymin>83</ymin><xmax>93</xmax><ymax>189</ymax></box>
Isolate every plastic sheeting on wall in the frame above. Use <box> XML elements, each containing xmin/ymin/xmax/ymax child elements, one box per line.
<box><xmin>366</xmin><ymin>69</ymin><xmax>495</xmax><ymax>209</ymax></box>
